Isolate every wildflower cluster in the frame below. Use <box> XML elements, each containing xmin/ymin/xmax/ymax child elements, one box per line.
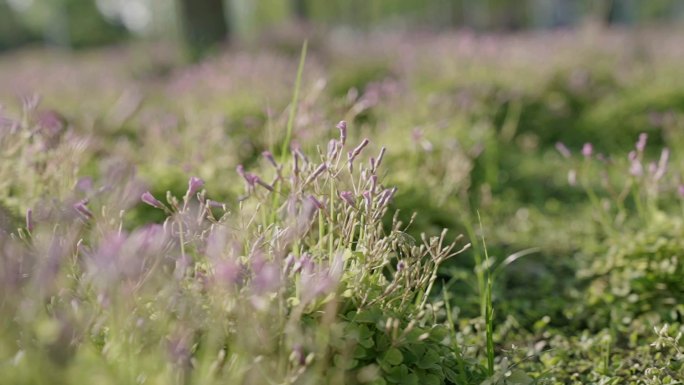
<box><xmin>0</xmin><ymin>119</ymin><xmax>476</xmax><ymax>384</ymax></box>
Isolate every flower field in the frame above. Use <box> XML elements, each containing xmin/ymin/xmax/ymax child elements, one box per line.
<box><xmin>1</xmin><ymin>28</ymin><xmax>684</xmax><ymax>384</ymax></box>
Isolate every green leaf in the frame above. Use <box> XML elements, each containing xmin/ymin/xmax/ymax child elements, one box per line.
<box><xmin>399</xmin><ymin>372</ymin><xmax>419</xmax><ymax>385</ymax></box>
<box><xmin>385</xmin><ymin>365</ymin><xmax>409</xmax><ymax>383</ymax></box>
<box><xmin>355</xmin><ymin>308</ymin><xmax>383</xmax><ymax>324</ymax></box>
<box><xmin>429</xmin><ymin>325</ymin><xmax>449</xmax><ymax>342</ymax></box>
<box><xmin>421</xmin><ymin>373</ymin><xmax>441</xmax><ymax>385</ymax></box>
<box><xmin>382</xmin><ymin>347</ymin><xmax>404</xmax><ymax>366</ymax></box>
<box><xmin>506</xmin><ymin>370</ymin><xmax>534</xmax><ymax>385</ymax></box>
<box><xmin>417</xmin><ymin>349</ymin><xmax>441</xmax><ymax>370</ymax></box>
<box><xmin>444</xmin><ymin>367</ymin><xmax>460</xmax><ymax>383</ymax></box>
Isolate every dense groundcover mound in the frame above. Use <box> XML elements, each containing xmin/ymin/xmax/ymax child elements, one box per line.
<box><xmin>0</xmin><ymin>112</ymin><xmax>487</xmax><ymax>384</ymax></box>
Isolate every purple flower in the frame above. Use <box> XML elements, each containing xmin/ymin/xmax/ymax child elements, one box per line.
<box><xmin>630</xmin><ymin>159</ymin><xmax>643</xmax><ymax>177</ymax></box>
<box><xmin>187</xmin><ymin>176</ymin><xmax>204</xmax><ymax>197</ymax></box>
<box><xmin>141</xmin><ymin>191</ymin><xmax>165</xmax><ymax>209</ymax></box>
<box><xmin>678</xmin><ymin>185</ymin><xmax>684</xmax><ymax>198</ymax></box>
<box><xmin>305</xmin><ymin>163</ymin><xmax>327</xmax><ymax>185</ymax></box>
<box><xmin>292</xmin><ymin>152</ymin><xmax>300</xmax><ymax>176</ymax></box>
<box><xmin>327</xmin><ymin>139</ymin><xmax>340</xmax><ymax>159</ymax></box>
<box><xmin>349</xmin><ymin>138</ymin><xmax>370</xmax><ymax>161</ymax></box>
<box><xmin>26</xmin><ymin>208</ymin><xmax>33</xmax><ymax>232</ymax></box>
<box><xmin>582</xmin><ymin>143</ymin><xmax>593</xmax><ymax>158</ymax></box>
<box><xmin>636</xmin><ymin>133</ymin><xmax>648</xmax><ymax>152</ymax></box>
<box><xmin>236</xmin><ymin>164</ymin><xmax>246</xmax><ymax>178</ymax></box>
<box><xmin>308</xmin><ymin>195</ymin><xmax>325</xmax><ymax>211</ymax></box>
<box><xmin>262</xmin><ymin>151</ymin><xmax>278</xmax><ymax>168</ymax></box>
<box><xmin>73</xmin><ymin>199</ymin><xmax>93</xmax><ymax>219</ymax></box>
<box><xmin>254</xmin><ymin>176</ymin><xmax>274</xmax><ymax>192</ymax></box>
<box><xmin>362</xmin><ymin>190</ymin><xmax>372</xmax><ymax>212</ymax></box>
<box><xmin>378</xmin><ymin>187</ymin><xmax>397</xmax><ymax>207</ymax></box>
<box><xmin>337</xmin><ymin>120</ymin><xmax>347</xmax><ymax>145</ymax></box>
<box><xmin>237</xmin><ymin>165</ymin><xmax>263</xmax><ymax>189</ymax></box>
<box><xmin>654</xmin><ymin>148</ymin><xmax>669</xmax><ymax>181</ymax></box>
<box><xmin>283</xmin><ymin>254</ymin><xmax>296</xmax><ymax>273</ymax></box>
<box><xmin>555</xmin><ymin>142</ymin><xmax>571</xmax><ymax>158</ymax></box>
<box><xmin>376</xmin><ymin>147</ymin><xmax>386</xmax><ymax>169</ymax></box>
<box><xmin>339</xmin><ymin>191</ymin><xmax>356</xmax><ymax>208</ymax></box>
<box><xmin>75</xmin><ymin>177</ymin><xmax>93</xmax><ymax>193</ymax></box>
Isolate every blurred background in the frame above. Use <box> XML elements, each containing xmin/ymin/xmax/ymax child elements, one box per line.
<box><xmin>1</xmin><ymin>0</ymin><xmax>684</xmax><ymax>57</ymax></box>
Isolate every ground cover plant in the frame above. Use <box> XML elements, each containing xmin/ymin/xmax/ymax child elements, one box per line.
<box><xmin>1</xmin><ymin>28</ymin><xmax>684</xmax><ymax>384</ymax></box>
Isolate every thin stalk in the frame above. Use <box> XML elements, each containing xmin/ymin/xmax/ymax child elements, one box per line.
<box><xmin>477</xmin><ymin>211</ymin><xmax>494</xmax><ymax>377</ymax></box>
<box><xmin>272</xmin><ymin>40</ymin><xmax>308</xmax><ymax>224</ymax></box>
<box><xmin>280</xmin><ymin>40</ymin><xmax>308</xmax><ymax>164</ymax></box>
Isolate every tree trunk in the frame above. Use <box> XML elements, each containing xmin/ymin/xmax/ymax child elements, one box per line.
<box><xmin>177</xmin><ymin>0</ymin><xmax>229</xmax><ymax>60</ymax></box>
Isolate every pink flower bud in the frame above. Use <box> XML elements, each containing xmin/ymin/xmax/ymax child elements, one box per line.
<box><xmin>305</xmin><ymin>163</ymin><xmax>327</xmax><ymax>185</ymax></box>
<box><xmin>187</xmin><ymin>176</ymin><xmax>204</xmax><ymax>197</ymax></box>
<box><xmin>376</xmin><ymin>147</ymin><xmax>386</xmax><ymax>169</ymax></box>
<box><xmin>336</xmin><ymin>120</ymin><xmax>347</xmax><ymax>145</ymax></box>
<box><xmin>350</xmin><ymin>138</ymin><xmax>370</xmax><ymax>160</ymax></box>
<box><xmin>308</xmin><ymin>195</ymin><xmax>325</xmax><ymax>211</ymax></box>
<box><xmin>73</xmin><ymin>199</ymin><xmax>93</xmax><ymax>219</ymax></box>
<box><xmin>636</xmin><ymin>133</ymin><xmax>648</xmax><ymax>152</ymax></box>
<box><xmin>582</xmin><ymin>143</ymin><xmax>593</xmax><ymax>158</ymax></box>
<box><xmin>555</xmin><ymin>142</ymin><xmax>571</xmax><ymax>158</ymax></box>
<box><xmin>26</xmin><ymin>208</ymin><xmax>34</xmax><ymax>232</ymax></box>
<box><xmin>262</xmin><ymin>151</ymin><xmax>278</xmax><ymax>168</ymax></box>
<box><xmin>362</xmin><ymin>190</ymin><xmax>372</xmax><ymax>212</ymax></box>
<box><xmin>141</xmin><ymin>191</ymin><xmax>165</xmax><ymax>209</ymax></box>
<box><xmin>339</xmin><ymin>191</ymin><xmax>356</xmax><ymax>208</ymax></box>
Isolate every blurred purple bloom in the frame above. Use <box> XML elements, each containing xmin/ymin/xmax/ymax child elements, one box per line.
<box><xmin>362</xmin><ymin>190</ymin><xmax>372</xmax><ymax>212</ymax></box>
<box><xmin>308</xmin><ymin>195</ymin><xmax>325</xmax><ymax>211</ymax></box>
<box><xmin>73</xmin><ymin>199</ymin><xmax>93</xmax><ymax>219</ymax></box>
<box><xmin>678</xmin><ymin>185</ymin><xmax>684</xmax><ymax>198</ymax></box>
<box><xmin>648</xmin><ymin>162</ymin><xmax>657</xmax><ymax>175</ymax></box>
<box><xmin>339</xmin><ymin>191</ymin><xmax>356</xmax><ymax>208</ymax></box>
<box><xmin>254</xmin><ymin>176</ymin><xmax>274</xmax><ymax>192</ymax></box>
<box><xmin>214</xmin><ymin>259</ymin><xmax>243</xmax><ymax>286</ymax></box>
<box><xmin>283</xmin><ymin>254</ymin><xmax>296</xmax><ymax>273</ymax></box>
<box><xmin>75</xmin><ymin>177</ymin><xmax>93</xmax><ymax>193</ymax></box>
<box><xmin>376</xmin><ymin>147</ymin><xmax>386</xmax><ymax>169</ymax></box>
<box><xmin>252</xmin><ymin>262</ymin><xmax>281</xmax><ymax>294</ymax></box>
<box><xmin>327</xmin><ymin>139</ymin><xmax>340</xmax><ymax>159</ymax></box>
<box><xmin>337</xmin><ymin>120</ymin><xmax>347</xmax><ymax>145</ymax></box>
<box><xmin>378</xmin><ymin>187</ymin><xmax>397</xmax><ymax>207</ymax></box>
<box><xmin>236</xmin><ymin>164</ymin><xmax>246</xmax><ymax>178</ymax></box>
<box><xmin>349</xmin><ymin>138</ymin><xmax>370</xmax><ymax>161</ymax></box>
<box><xmin>582</xmin><ymin>143</ymin><xmax>593</xmax><ymax>158</ymax></box>
<box><xmin>370</xmin><ymin>175</ymin><xmax>378</xmax><ymax>193</ymax></box>
<box><xmin>555</xmin><ymin>142</ymin><xmax>571</xmax><ymax>158</ymax></box>
<box><xmin>293</xmin><ymin>254</ymin><xmax>314</xmax><ymax>275</ymax></box>
<box><xmin>262</xmin><ymin>151</ymin><xmax>278</xmax><ymax>168</ymax></box>
<box><xmin>636</xmin><ymin>133</ymin><xmax>648</xmax><ymax>152</ymax></box>
<box><xmin>654</xmin><ymin>148</ymin><xmax>669</xmax><ymax>180</ymax></box>
<box><xmin>630</xmin><ymin>159</ymin><xmax>643</xmax><ymax>177</ymax></box>
<box><xmin>292</xmin><ymin>152</ymin><xmax>300</xmax><ymax>176</ymax></box>
<box><xmin>305</xmin><ymin>163</ymin><xmax>327</xmax><ymax>185</ymax></box>
<box><xmin>26</xmin><ymin>208</ymin><xmax>33</xmax><ymax>232</ymax></box>
<box><xmin>141</xmin><ymin>191</ymin><xmax>165</xmax><ymax>209</ymax></box>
